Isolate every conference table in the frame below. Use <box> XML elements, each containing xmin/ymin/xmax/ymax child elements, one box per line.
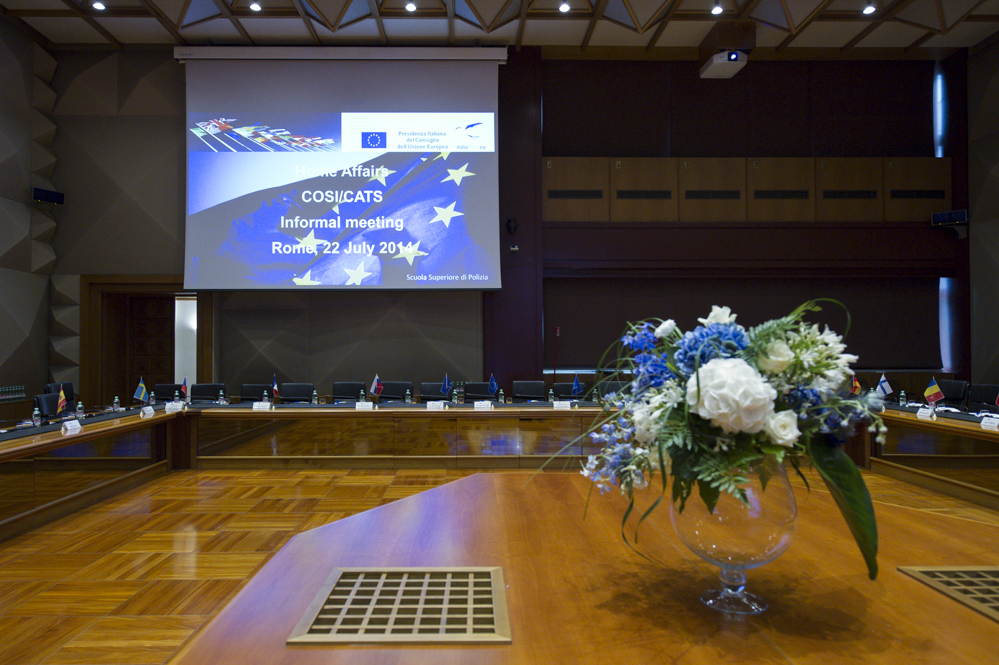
<box><xmin>168</xmin><ymin>472</ymin><xmax>999</xmax><ymax>664</ymax></box>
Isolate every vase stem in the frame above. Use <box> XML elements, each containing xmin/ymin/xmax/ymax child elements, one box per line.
<box><xmin>719</xmin><ymin>569</ymin><xmax>747</xmax><ymax>596</ymax></box>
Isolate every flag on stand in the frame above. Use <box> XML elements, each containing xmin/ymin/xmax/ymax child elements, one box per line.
<box><xmin>272</xmin><ymin>374</ymin><xmax>279</xmax><ymax>399</ymax></box>
<box><xmin>181</xmin><ymin>377</ymin><xmax>188</xmax><ymax>397</ymax></box>
<box><xmin>876</xmin><ymin>373</ymin><xmax>893</xmax><ymax>398</ymax></box>
<box><xmin>441</xmin><ymin>374</ymin><xmax>452</xmax><ymax>395</ymax></box>
<box><xmin>572</xmin><ymin>374</ymin><xmax>583</xmax><ymax>396</ymax></box>
<box><xmin>488</xmin><ymin>374</ymin><xmax>498</xmax><ymax>395</ymax></box>
<box><xmin>850</xmin><ymin>377</ymin><xmax>862</xmax><ymax>395</ymax></box>
<box><xmin>371</xmin><ymin>374</ymin><xmax>383</xmax><ymax>396</ymax></box>
<box><xmin>924</xmin><ymin>378</ymin><xmax>944</xmax><ymax>404</ymax></box>
<box><xmin>133</xmin><ymin>377</ymin><xmax>148</xmax><ymax>402</ymax></box>
<box><xmin>57</xmin><ymin>384</ymin><xmax>67</xmax><ymax>413</ymax></box>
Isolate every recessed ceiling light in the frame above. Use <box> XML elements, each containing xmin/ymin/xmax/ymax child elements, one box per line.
<box><xmin>559</xmin><ymin>2</ymin><xmax>570</xmax><ymax>12</ymax></box>
<box><xmin>249</xmin><ymin>2</ymin><xmax>261</xmax><ymax>11</ymax></box>
<box><xmin>711</xmin><ymin>2</ymin><xmax>723</xmax><ymax>15</ymax></box>
<box><xmin>92</xmin><ymin>1</ymin><xmax>105</xmax><ymax>9</ymax></box>
<box><xmin>406</xmin><ymin>2</ymin><xmax>416</xmax><ymax>10</ymax></box>
<box><xmin>863</xmin><ymin>2</ymin><xmax>876</xmax><ymax>14</ymax></box>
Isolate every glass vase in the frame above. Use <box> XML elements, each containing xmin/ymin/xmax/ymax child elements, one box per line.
<box><xmin>669</xmin><ymin>455</ymin><xmax>797</xmax><ymax>615</ymax></box>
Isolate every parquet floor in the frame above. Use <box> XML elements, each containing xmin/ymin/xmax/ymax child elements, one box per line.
<box><xmin>0</xmin><ymin>467</ymin><xmax>996</xmax><ymax>665</ymax></box>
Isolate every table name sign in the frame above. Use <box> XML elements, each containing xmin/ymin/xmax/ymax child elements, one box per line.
<box><xmin>139</xmin><ymin>406</ymin><xmax>155</xmax><ymax>419</ymax></box>
<box><xmin>474</xmin><ymin>401</ymin><xmax>493</xmax><ymax>410</ymax></box>
<box><xmin>981</xmin><ymin>416</ymin><xmax>999</xmax><ymax>432</ymax></box>
<box><xmin>426</xmin><ymin>401</ymin><xmax>445</xmax><ymax>411</ymax></box>
<box><xmin>355</xmin><ymin>401</ymin><xmax>374</xmax><ymax>411</ymax></box>
<box><xmin>553</xmin><ymin>401</ymin><xmax>572</xmax><ymax>410</ymax></box>
<box><xmin>251</xmin><ymin>402</ymin><xmax>272</xmax><ymax>411</ymax></box>
<box><xmin>60</xmin><ymin>419</ymin><xmax>82</xmax><ymax>435</ymax></box>
<box><xmin>916</xmin><ymin>407</ymin><xmax>937</xmax><ymax>421</ymax></box>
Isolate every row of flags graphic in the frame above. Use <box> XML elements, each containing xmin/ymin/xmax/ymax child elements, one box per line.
<box><xmin>190</xmin><ymin>119</ymin><xmax>338</xmax><ymax>153</ymax></box>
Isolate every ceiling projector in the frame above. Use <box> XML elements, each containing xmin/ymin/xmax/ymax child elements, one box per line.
<box><xmin>699</xmin><ymin>50</ymin><xmax>748</xmax><ymax>79</ymax></box>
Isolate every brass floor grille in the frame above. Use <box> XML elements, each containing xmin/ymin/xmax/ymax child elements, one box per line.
<box><xmin>898</xmin><ymin>567</ymin><xmax>999</xmax><ymax>623</ymax></box>
<box><xmin>287</xmin><ymin>567</ymin><xmax>511</xmax><ymax>644</ymax></box>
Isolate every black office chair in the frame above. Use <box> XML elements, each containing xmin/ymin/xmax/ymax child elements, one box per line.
<box><xmin>153</xmin><ymin>383</ymin><xmax>185</xmax><ymax>401</ymax></box>
<box><xmin>511</xmin><ymin>380</ymin><xmax>546</xmax><ymax>402</ymax></box>
<box><xmin>379</xmin><ymin>381</ymin><xmax>413</xmax><ymax>402</ymax></box>
<box><xmin>937</xmin><ymin>379</ymin><xmax>969</xmax><ymax>410</ymax></box>
<box><xmin>595</xmin><ymin>380</ymin><xmax>628</xmax><ymax>398</ymax></box>
<box><xmin>241</xmin><ymin>383</ymin><xmax>273</xmax><ymax>402</ymax></box>
<box><xmin>280</xmin><ymin>383</ymin><xmax>315</xmax><ymax>403</ymax></box>
<box><xmin>331</xmin><ymin>382</ymin><xmax>365</xmax><ymax>402</ymax></box>
<box><xmin>463</xmin><ymin>382</ymin><xmax>495</xmax><ymax>401</ymax></box>
<box><xmin>420</xmin><ymin>381</ymin><xmax>452</xmax><ymax>401</ymax></box>
<box><xmin>553</xmin><ymin>381</ymin><xmax>586</xmax><ymax>400</ymax></box>
<box><xmin>33</xmin><ymin>392</ymin><xmax>62</xmax><ymax>419</ymax></box>
<box><xmin>967</xmin><ymin>384</ymin><xmax>999</xmax><ymax>414</ymax></box>
<box><xmin>190</xmin><ymin>383</ymin><xmax>226</xmax><ymax>402</ymax></box>
<box><xmin>44</xmin><ymin>382</ymin><xmax>75</xmax><ymax>404</ymax></box>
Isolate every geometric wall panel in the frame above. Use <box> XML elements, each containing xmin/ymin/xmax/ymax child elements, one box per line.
<box><xmin>0</xmin><ymin>197</ymin><xmax>30</xmax><ymax>271</ymax></box>
<box><xmin>50</xmin><ymin>273</ymin><xmax>80</xmax><ymax>306</ymax></box>
<box><xmin>31</xmin><ymin>207</ymin><xmax>56</xmax><ymax>242</ymax></box>
<box><xmin>32</xmin><ymin>76</ymin><xmax>56</xmax><ymax>115</ymax></box>
<box><xmin>31</xmin><ymin>109</ymin><xmax>57</xmax><ymax>146</ymax></box>
<box><xmin>33</xmin><ymin>43</ymin><xmax>56</xmax><ymax>83</ymax></box>
<box><xmin>50</xmin><ymin>304</ymin><xmax>79</xmax><ymax>337</ymax></box>
<box><xmin>49</xmin><ymin>334</ymin><xmax>80</xmax><ymax>366</ymax></box>
<box><xmin>31</xmin><ymin>239</ymin><xmax>56</xmax><ymax>274</ymax></box>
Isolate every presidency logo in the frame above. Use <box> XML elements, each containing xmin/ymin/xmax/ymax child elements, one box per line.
<box><xmin>362</xmin><ymin>132</ymin><xmax>387</xmax><ymax>149</ymax></box>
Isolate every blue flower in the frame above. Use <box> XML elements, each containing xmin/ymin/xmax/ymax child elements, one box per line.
<box><xmin>673</xmin><ymin>323</ymin><xmax>748</xmax><ymax>376</ymax></box>
<box><xmin>621</xmin><ymin>323</ymin><xmax>658</xmax><ymax>352</ymax></box>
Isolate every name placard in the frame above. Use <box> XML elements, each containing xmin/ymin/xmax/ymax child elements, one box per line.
<box><xmin>60</xmin><ymin>420</ymin><xmax>82</xmax><ymax>435</ymax></box>
<box><xmin>474</xmin><ymin>401</ymin><xmax>493</xmax><ymax>410</ymax></box>
<box><xmin>165</xmin><ymin>401</ymin><xmax>186</xmax><ymax>413</ymax></box>
<box><xmin>553</xmin><ymin>401</ymin><xmax>571</xmax><ymax>410</ymax></box>
<box><xmin>427</xmin><ymin>401</ymin><xmax>446</xmax><ymax>411</ymax></box>
<box><xmin>916</xmin><ymin>407</ymin><xmax>937</xmax><ymax>421</ymax></box>
<box><xmin>355</xmin><ymin>401</ymin><xmax>374</xmax><ymax>411</ymax></box>
<box><xmin>251</xmin><ymin>401</ymin><xmax>272</xmax><ymax>411</ymax></box>
<box><xmin>981</xmin><ymin>417</ymin><xmax>999</xmax><ymax>432</ymax></box>
<box><xmin>139</xmin><ymin>406</ymin><xmax>155</xmax><ymax>419</ymax></box>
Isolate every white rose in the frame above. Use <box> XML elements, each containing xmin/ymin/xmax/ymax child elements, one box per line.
<box><xmin>697</xmin><ymin>305</ymin><xmax>737</xmax><ymax>326</ymax></box>
<box><xmin>758</xmin><ymin>340</ymin><xmax>794</xmax><ymax>373</ymax></box>
<box><xmin>685</xmin><ymin>357</ymin><xmax>776</xmax><ymax>433</ymax></box>
<box><xmin>764</xmin><ymin>410</ymin><xmax>801</xmax><ymax>447</ymax></box>
<box><xmin>655</xmin><ymin>319</ymin><xmax>676</xmax><ymax>339</ymax></box>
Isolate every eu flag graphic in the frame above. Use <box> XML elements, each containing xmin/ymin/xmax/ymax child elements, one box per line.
<box><xmin>362</xmin><ymin>132</ymin><xmax>387</xmax><ymax>149</ymax></box>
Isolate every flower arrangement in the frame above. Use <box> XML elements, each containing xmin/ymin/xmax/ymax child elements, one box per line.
<box><xmin>582</xmin><ymin>301</ymin><xmax>885</xmax><ymax>579</ymax></box>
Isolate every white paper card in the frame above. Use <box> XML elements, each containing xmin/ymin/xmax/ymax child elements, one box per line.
<box><xmin>60</xmin><ymin>420</ymin><xmax>82</xmax><ymax>435</ymax></box>
<box><xmin>140</xmin><ymin>406</ymin><xmax>155</xmax><ymax>419</ymax></box>
<box><xmin>251</xmin><ymin>401</ymin><xmax>271</xmax><ymax>411</ymax></box>
<box><xmin>165</xmin><ymin>402</ymin><xmax>185</xmax><ymax>413</ymax></box>
<box><xmin>981</xmin><ymin>417</ymin><xmax>999</xmax><ymax>431</ymax></box>
<box><xmin>427</xmin><ymin>401</ymin><xmax>446</xmax><ymax>411</ymax></box>
<box><xmin>474</xmin><ymin>401</ymin><xmax>493</xmax><ymax>410</ymax></box>
<box><xmin>355</xmin><ymin>401</ymin><xmax>374</xmax><ymax>411</ymax></box>
<box><xmin>553</xmin><ymin>401</ymin><xmax>571</xmax><ymax>410</ymax></box>
<box><xmin>916</xmin><ymin>407</ymin><xmax>937</xmax><ymax>421</ymax></box>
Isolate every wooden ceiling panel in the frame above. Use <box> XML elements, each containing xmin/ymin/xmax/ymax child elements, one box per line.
<box><xmin>240</xmin><ymin>17</ymin><xmax>315</xmax><ymax>43</ymax></box>
<box><xmin>467</xmin><ymin>0</ymin><xmax>515</xmax><ymax>27</ymax></box>
<box><xmin>923</xmin><ymin>20</ymin><xmax>999</xmax><ymax>47</ymax></box>
<box><xmin>854</xmin><ymin>20</ymin><xmax>930</xmax><ymax>48</ymax></box>
<box><xmin>382</xmin><ymin>17</ymin><xmax>450</xmax><ymax>40</ymax></box>
<box><xmin>785</xmin><ymin>0</ymin><xmax>828</xmax><ymax>30</ymax></box>
<box><xmin>522</xmin><ymin>18</ymin><xmax>590</xmax><ymax>44</ymax></box>
<box><xmin>454</xmin><ymin>17</ymin><xmax>516</xmax><ymax>40</ymax></box>
<box><xmin>94</xmin><ymin>17</ymin><xmax>177</xmax><ymax>42</ymax></box>
<box><xmin>628</xmin><ymin>0</ymin><xmax>667</xmax><ymax>28</ymax></box>
<box><xmin>317</xmin><ymin>15</ymin><xmax>383</xmax><ymax>40</ymax></box>
<box><xmin>1</xmin><ymin>0</ymin><xmax>67</xmax><ymax>9</ymax></box>
<box><xmin>589</xmin><ymin>19</ymin><xmax>651</xmax><ymax>44</ymax></box>
<box><xmin>22</xmin><ymin>17</ymin><xmax>112</xmax><ymax>43</ymax></box>
<box><xmin>178</xmin><ymin>17</ymin><xmax>247</xmax><ymax>44</ymax></box>
<box><xmin>788</xmin><ymin>18</ymin><xmax>867</xmax><ymax>47</ymax></box>
<box><xmin>895</xmin><ymin>0</ymin><xmax>945</xmax><ymax>31</ymax></box>
<box><xmin>653</xmin><ymin>19</ymin><xmax>715</xmax><ymax>46</ymax></box>
<box><xmin>750</xmin><ymin>0</ymin><xmax>792</xmax><ymax>31</ymax></box>
<box><xmin>942</xmin><ymin>0</ymin><xmax>984</xmax><ymax>30</ymax></box>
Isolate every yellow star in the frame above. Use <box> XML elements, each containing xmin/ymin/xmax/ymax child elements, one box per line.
<box><xmin>429</xmin><ymin>202</ymin><xmax>464</xmax><ymax>228</ymax></box>
<box><xmin>433</xmin><ymin>151</ymin><xmax>452</xmax><ymax>161</ymax></box>
<box><xmin>392</xmin><ymin>241</ymin><xmax>429</xmax><ymax>266</ymax></box>
<box><xmin>442</xmin><ymin>163</ymin><xmax>474</xmax><ymax>186</ymax></box>
<box><xmin>344</xmin><ymin>260</ymin><xmax>372</xmax><ymax>286</ymax></box>
<box><xmin>295</xmin><ymin>230</ymin><xmax>323</xmax><ymax>249</ymax></box>
<box><xmin>368</xmin><ymin>167</ymin><xmax>396</xmax><ymax>186</ymax></box>
<box><xmin>292</xmin><ymin>269</ymin><xmax>321</xmax><ymax>286</ymax></box>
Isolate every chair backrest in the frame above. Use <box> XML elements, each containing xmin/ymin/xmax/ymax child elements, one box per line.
<box><xmin>153</xmin><ymin>384</ymin><xmax>184</xmax><ymax>400</ymax></box>
<box><xmin>511</xmin><ymin>380</ymin><xmax>546</xmax><ymax>402</ymax></box>
<box><xmin>937</xmin><ymin>379</ymin><xmax>969</xmax><ymax>409</ymax></box>
<box><xmin>44</xmin><ymin>382</ymin><xmax>75</xmax><ymax>404</ymax></box>
<box><xmin>553</xmin><ymin>381</ymin><xmax>586</xmax><ymax>399</ymax></box>
<box><xmin>967</xmin><ymin>384</ymin><xmax>999</xmax><ymax>413</ymax></box>
<box><xmin>331</xmin><ymin>382</ymin><xmax>365</xmax><ymax>401</ymax></box>
<box><xmin>190</xmin><ymin>383</ymin><xmax>226</xmax><ymax>402</ymax></box>
<box><xmin>595</xmin><ymin>380</ymin><xmax>628</xmax><ymax>397</ymax></box>
<box><xmin>463</xmin><ymin>382</ymin><xmax>494</xmax><ymax>400</ymax></box>
<box><xmin>34</xmin><ymin>392</ymin><xmax>62</xmax><ymax>418</ymax></box>
<box><xmin>379</xmin><ymin>381</ymin><xmax>413</xmax><ymax>402</ymax></box>
<box><xmin>420</xmin><ymin>382</ymin><xmax>451</xmax><ymax>401</ymax></box>
<box><xmin>280</xmin><ymin>383</ymin><xmax>315</xmax><ymax>402</ymax></box>
<box><xmin>241</xmin><ymin>383</ymin><xmax>273</xmax><ymax>401</ymax></box>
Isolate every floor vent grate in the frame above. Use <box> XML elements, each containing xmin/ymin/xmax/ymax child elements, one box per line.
<box><xmin>898</xmin><ymin>566</ymin><xmax>999</xmax><ymax>623</ymax></box>
<box><xmin>287</xmin><ymin>567</ymin><xmax>511</xmax><ymax>644</ymax></box>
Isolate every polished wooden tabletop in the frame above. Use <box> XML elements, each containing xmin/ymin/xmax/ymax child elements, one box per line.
<box><xmin>169</xmin><ymin>472</ymin><xmax>999</xmax><ymax>665</ymax></box>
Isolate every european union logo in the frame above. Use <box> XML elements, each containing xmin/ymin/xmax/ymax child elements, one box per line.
<box><xmin>362</xmin><ymin>132</ymin><xmax>387</xmax><ymax>149</ymax></box>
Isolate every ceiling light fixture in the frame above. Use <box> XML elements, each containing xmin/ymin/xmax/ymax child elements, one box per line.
<box><xmin>406</xmin><ymin>2</ymin><xmax>416</xmax><ymax>10</ymax></box>
<box><xmin>711</xmin><ymin>1</ymin><xmax>723</xmax><ymax>15</ymax></box>
<box><xmin>559</xmin><ymin>2</ymin><xmax>570</xmax><ymax>12</ymax></box>
<box><xmin>92</xmin><ymin>1</ymin><xmax>105</xmax><ymax>9</ymax></box>
<box><xmin>863</xmin><ymin>2</ymin><xmax>876</xmax><ymax>14</ymax></box>
<box><xmin>249</xmin><ymin>2</ymin><xmax>261</xmax><ymax>10</ymax></box>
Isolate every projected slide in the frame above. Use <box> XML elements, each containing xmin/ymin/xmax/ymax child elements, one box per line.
<box><xmin>182</xmin><ymin>56</ymin><xmax>502</xmax><ymax>290</ymax></box>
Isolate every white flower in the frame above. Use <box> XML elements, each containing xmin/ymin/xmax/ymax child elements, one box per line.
<box><xmin>655</xmin><ymin>319</ymin><xmax>676</xmax><ymax>339</ymax></box>
<box><xmin>685</xmin><ymin>357</ymin><xmax>777</xmax><ymax>433</ymax></box>
<box><xmin>697</xmin><ymin>305</ymin><xmax>737</xmax><ymax>326</ymax></box>
<box><xmin>764</xmin><ymin>410</ymin><xmax>801</xmax><ymax>447</ymax></box>
<box><xmin>758</xmin><ymin>340</ymin><xmax>794</xmax><ymax>373</ymax></box>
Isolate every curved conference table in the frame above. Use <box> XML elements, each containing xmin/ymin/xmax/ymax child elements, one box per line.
<box><xmin>168</xmin><ymin>472</ymin><xmax>999</xmax><ymax>665</ymax></box>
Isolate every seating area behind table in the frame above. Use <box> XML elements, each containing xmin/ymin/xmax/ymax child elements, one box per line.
<box><xmin>464</xmin><ymin>381</ymin><xmax>496</xmax><ymax>401</ymax></box>
<box><xmin>511</xmin><ymin>380</ymin><xmax>546</xmax><ymax>402</ymax></box>
<box><xmin>32</xmin><ymin>392</ymin><xmax>61</xmax><ymax>419</ymax></box>
<box><xmin>967</xmin><ymin>384</ymin><xmax>999</xmax><ymax>414</ymax></box>
<box><xmin>280</xmin><ymin>383</ymin><xmax>315</xmax><ymax>403</ymax></box>
<box><xmin>552</xmin><ymin>381</ymin><xmax>586</xmax><ymax>400</ymax></box>
<box><xmin>153</xmin><ymin>383</ymin><xmax>185</xmax><ymax>401</ymax></box>
<box><xmin>420</xmin><ymin>382</ymin><xmax>451</xmax><ymax>401</ymax></box>
<box><xmin>190</xmin><ymin>383</ymin><xmax>226</xmax><ymax>402</ymax></box>
<box><xmin>240</xmin><ymin>383</ymin><xmax>273</xmax><ymax>402</ymax></box>
<box><xmin>331</xmin><ymin>382</ymin><xmax>365</xmax><ymax>402</ymax></box>
<box><xmin>378</xmin><ymin>381</ymin><xmax>413</xmax><ymax>402</ymax></box>
<box><xmin>938</xmin><ymin>379</ymin><xmax>970</xmax><ymax>409</ymax></box>
<box><xmin>43</xmin><ymin>382</ymin><xmax>75</xmax><ymax>404</ymax></box>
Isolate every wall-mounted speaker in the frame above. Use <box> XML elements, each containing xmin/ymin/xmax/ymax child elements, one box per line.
<box><xmin>32</xmin><ymin>187</ymin><xmax>65</xmax><ymax>205</ymax></box>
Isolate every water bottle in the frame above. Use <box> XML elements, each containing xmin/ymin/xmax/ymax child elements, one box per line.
<box><xmin>32</xmin><ymin>407</ymin><xmax>41</xmax><ymax>427</ymax></box>
<box><xmin>149</xmin><ymin>391</ymin><xmax>156</xmax><ymax>405</ymax></box>
<box><xmin>548</xmin><ymin>388</ymin><xmax>555</xmax><ymax>403</ymax></box>
<box><xmin>311</xmin><ymin>390</ymin><xmax>318</xmax><ymax>405</ymax></box>
<box><xmin>359</xmin><ymin>389</ymin><xmax>366</xmax><ymax>402</ymax></box>
<box><xmin>218</xmin><ymin>389</ymin><xmax>226</xmax><ymax>404</ymax></box>
<box><xmin>76</xmin><ymin>401</ymin><xmax>85</xmax><ymax>417</ymax></box>
<box><xmin>497</xmin><ymin>389</ymin><xmax>504</xmax><ymax>404</ymax></box>
<box><xmin>451</xmin><ymin>389</ymin><xmax>458</xmax><ymax>404</ymax></box>
<box><xmin>262</xmin><ymin>391</ymin><xmax>269</xmax><ymax>404</ymax></box>
<box><xmin>405</xmin><ymin>388</ymin><xmax>412</xmax><ymax>404</ymax></box>
<box><xmin>899</xmin><ymin>390</ymin><xmax>906</xmax><ymax>406</ymax></box>
<box><xmin>113</xmin><ymin>396</ymin><xmax>120</xmax><ymax>412</ymax></box>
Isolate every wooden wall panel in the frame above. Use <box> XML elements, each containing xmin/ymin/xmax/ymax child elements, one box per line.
<box><xmin>816</xmin><ymin>157</ymin><xmax>884</xmax><ymax>222</ymax></box>
<box><xmin>610</xmin><ymin>158</ymin><xmax>678</xmax><ymax>222</ymax></box>
<box><xmin>885</xmin><ymin>157</ymin><xmax>951</xmax><ymax>223</ymax></box>
<box><xmin>678</xmin><ymin>158</ymin><xmax>747</xmax><ymax>222</ymax></box>
<box><xmin>542</xmin><ymin>157</ymin><xmax>609</xmax><ymax>222</ymax></box>
<box><xmin>747</xmin><ymin>157</ymin><xmax>815</xmax><ymax>222</ymax></box>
